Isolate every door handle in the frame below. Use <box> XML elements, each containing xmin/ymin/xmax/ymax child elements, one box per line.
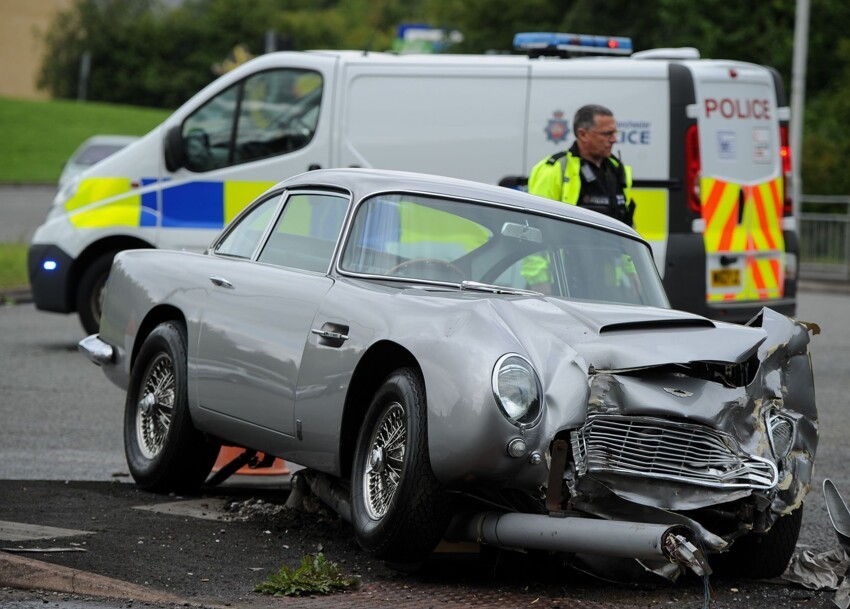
<box><xmin>311</xmin><ymin>323</ymin><xmax>349</xmax><ymax>347</ymax></box>
<box><xmin>209</xmin><ymin>276</ymin><xmax>234</xmax><ymax>289</ymax></box>
<box><xmin>311</xmin><ymin>328</ymin><xmax>349</xmax><ymax>341</ymax></box>
<box><xmin>308</xmin><ymin>164</ymin><xmax>321</xmax><ymax>171</ymax></box>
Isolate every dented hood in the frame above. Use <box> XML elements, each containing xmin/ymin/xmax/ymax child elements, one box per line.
<box><xmin>488</xmin><ymin>297</ymin><xmax>767</xmax><ymax>370</ymax></box>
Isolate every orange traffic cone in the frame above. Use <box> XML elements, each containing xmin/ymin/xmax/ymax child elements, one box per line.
<box><xmin>212</xmin><ymin>446</ymin><xmax>290</xmax><ymax>477</ymax></box>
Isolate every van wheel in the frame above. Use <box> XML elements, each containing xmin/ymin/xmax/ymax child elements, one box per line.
<box><xmin>124</xmin><ymin>321</ymin><xmax>220</xmax><ymax>492</ymax></box>
<box><xmin>76</xmin><ymin>251</ymin><xmax>119</xmax><ymax>335</ymax></box>
<box><xmin>351</xmin><ymin>368</ymin><xmax>450</xmax><ymax>563</ymax></box>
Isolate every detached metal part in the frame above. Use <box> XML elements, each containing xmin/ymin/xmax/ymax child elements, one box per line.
<box><xmin>824</xmin><ymin>479</ymin><xmax>850</xmax><ymax>556</ymax></box>
<box><xmin>446</xmin><ymin>511</ymin><xmax>710</xmax><ymax>577</ymax></box>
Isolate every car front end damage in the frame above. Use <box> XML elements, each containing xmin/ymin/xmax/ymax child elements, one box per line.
<box><xmin>445</xmin><ymin>308</ymin><xmax>818</xmax><ymax>580</ymax></box>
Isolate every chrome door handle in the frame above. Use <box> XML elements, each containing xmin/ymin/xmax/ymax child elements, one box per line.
<box><xmin>311</xmin><ymin>329</ymin><xmax>349</xmax><ymax>341</ymax></box>
<box><xmin>209</xmin><ymin>276</ymin><xmax>233</xmax><ymax>289</ymax></box>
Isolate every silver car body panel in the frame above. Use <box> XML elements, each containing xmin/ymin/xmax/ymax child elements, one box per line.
<box><xmin>92</xmin><ymin>168</ymin><xmax>818</xmax><ymax>567</ymax></box>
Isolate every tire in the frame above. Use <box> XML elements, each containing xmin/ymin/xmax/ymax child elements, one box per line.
<box><xmin>76</xmin><ymin>251</ymin><xmax>119</xmax><ymax>335</ymax></box>
<box><xmin>351</xmin><ymin>368</ymin><xmax>450</xmax><ymax>563</ymax></box>
<box><xmin>712</xmin><ymin>506</ymin><xmax>804</xmax><ymax>579</ymax></box>
<box><xmin>124</xmin><ymin>321</ymin><xmax>220</xmax><ymax>493</ymax></box>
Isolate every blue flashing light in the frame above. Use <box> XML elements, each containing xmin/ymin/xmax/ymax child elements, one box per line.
<box><xmin>513</xmin><ymin>32</ymin><xmax>633</xmax><ymax>56</ymax></box>
<box><xmin>43</xmin><ymin>260</ymin><xmax>58</xmax><ymax>271</ymax></box>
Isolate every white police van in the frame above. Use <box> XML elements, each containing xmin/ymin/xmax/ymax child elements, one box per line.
<box><xmin>29</xmin><ymin>33</ymin><xmax>796</xmax><ymax>333</ymax></box>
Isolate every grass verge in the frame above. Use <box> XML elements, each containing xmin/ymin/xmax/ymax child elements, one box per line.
<box><xmin>0</xmin><ymin>96</ymin><xmax>171</xmax><ymax>184</ymax></box>
<box><xmin>0</xmin><ymin>243</ymin><xmax>29</xmax><ymax>291</ymax></box>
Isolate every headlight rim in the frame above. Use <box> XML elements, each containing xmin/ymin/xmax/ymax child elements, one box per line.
<box><xmin>491</xmin><ymin>353</ymin><xmax>544</xmax><ymax>429</ymax></box>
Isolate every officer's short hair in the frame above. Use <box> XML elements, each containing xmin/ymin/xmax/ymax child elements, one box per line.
<box><xmin>574</xmin><ymin>104</ymin><xmax>613</xmax><ymax>136</ymax></box>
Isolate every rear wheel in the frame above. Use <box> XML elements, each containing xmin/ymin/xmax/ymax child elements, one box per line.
<box><xmin>76</xmin><ymin>251</ymin><xmax>118</xmax><ymax>335</ymax></box>
<box><xmin>351</xmin><ymin>368</ymin><xmax>450</xmax><ymax>563</ymax></box>
<box><xmin>124</xmin><ymin>321</ymin><xmax>219</xmax><ymax>492</ymax></box>
<box><xmin>712</xmin><ymin>506</ymin><xmax>804</xmax><ymax>578</ymax></box>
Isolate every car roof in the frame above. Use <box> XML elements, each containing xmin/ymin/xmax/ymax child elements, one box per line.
<box><xmin>275</xmin><ymin>168</ymin><xmax>639</xmax><ymax>238</ymax></box>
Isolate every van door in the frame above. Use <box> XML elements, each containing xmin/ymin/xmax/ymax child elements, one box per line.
<box><xmin>158</xmin><ymin>54</ymin><xmax>338</xmax><ymax>253</ymax></box>
<box><xmin>692</xmin><ymin>63</ymin><xmax>785</xmax><ymax>307</ymax></box>
<box><xmin>337</xmin><ymin>56</ymin><xmax>527</xmax><ymax>185</ymax></box>
<box><xmin>525</xmin><ymin>60</ymin><xmax>672</xmax><ymax>272</ymax></box>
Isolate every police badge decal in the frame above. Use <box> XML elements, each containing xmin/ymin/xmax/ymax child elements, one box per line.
<box><xmin>544</xmin><ymin>110</ymin><xmax>569</xmax><ymax>143</ymax></box>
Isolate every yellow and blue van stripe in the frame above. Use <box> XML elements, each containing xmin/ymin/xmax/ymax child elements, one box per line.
<box><xmin>67</xmin><ymin>178</ymin><xmax>276</xmax><ymax>229</ymax></box>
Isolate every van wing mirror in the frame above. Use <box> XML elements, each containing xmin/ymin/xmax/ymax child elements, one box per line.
<box><xmin>501</xmin><ymin>222</ymin><xmax>542</xmax><ymax>244</ymax></box>
<box><xmin>164</xmin><ymin>124</ymin><xmax>185</xmax><ymax>172</ymax></box>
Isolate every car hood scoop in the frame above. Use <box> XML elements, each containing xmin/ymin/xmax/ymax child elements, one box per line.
<box><xmin>489</xmin><ymin>297</ymin><xmax>768</xmax><ymax>371</ymax></box>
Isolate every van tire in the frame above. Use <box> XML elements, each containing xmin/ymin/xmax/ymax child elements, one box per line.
<box><xmin>76</xmin><ymin>251</ymin><xmax>119</xmax><ymax>335</ymax></box>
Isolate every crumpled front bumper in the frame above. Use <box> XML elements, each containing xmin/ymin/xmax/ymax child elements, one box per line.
<box><xmin>565</xmin><ymin>309</ymin><xmax>818</xmax><ymax>549</ymax></box>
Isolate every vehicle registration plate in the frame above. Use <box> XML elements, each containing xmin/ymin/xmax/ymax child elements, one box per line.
<box><xmin>711</xmin><ymin>269</ymin><xmax>741</xmax><ymax>287</ymax></box>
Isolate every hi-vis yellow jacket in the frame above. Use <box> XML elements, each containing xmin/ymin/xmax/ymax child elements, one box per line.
<box><xmin>527</xmin><ymin>147</ymin><xmax>634</xmax><ymax>225</ymax></box>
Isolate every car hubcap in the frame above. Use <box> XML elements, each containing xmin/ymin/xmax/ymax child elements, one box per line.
<box><xmin>136</xmin><ymin>353</ymin><xmax>175</xmax><ymax>460</ymax></box>
<box><xmin>363</xmin><ymin>402</ymin><xmax>406</xmax><ymax>520</ymax></box>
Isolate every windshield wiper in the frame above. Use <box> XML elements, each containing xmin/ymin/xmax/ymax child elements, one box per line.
<box><xmin>460</xmin><ymin>280</ymin><xmax>543</xmax><ymax>296</ymax></box>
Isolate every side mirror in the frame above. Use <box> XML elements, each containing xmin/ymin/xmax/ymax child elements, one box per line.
<box><xmin>164</xmin><ymin>124</ymin><xmax>185</xmax><ymax>172</ymax></box>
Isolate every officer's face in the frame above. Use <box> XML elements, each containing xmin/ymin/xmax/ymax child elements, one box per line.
<box><xmin>578</xmin><ymin>115</ymin><xmax>618</xmax><ymax>165</ymax></box>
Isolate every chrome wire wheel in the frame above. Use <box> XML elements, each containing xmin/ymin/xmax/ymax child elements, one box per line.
<box><xmin>363</xmin><ymin>401</ymin><xmax>406</xmax><ymax>520</ymax></box>
<box><xmin>136</xmin><ymin>352</ymin><xmax>175</xmax><ymax>460</ymax></box>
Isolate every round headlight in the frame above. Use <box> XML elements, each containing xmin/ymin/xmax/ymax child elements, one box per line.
<box><xmin>492</xmin><ymin>354</ymin><xmax>543</xmax><ymax>427</ymax></box>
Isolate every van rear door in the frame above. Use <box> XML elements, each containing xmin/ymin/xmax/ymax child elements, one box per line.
<box><xmin>691</xmin><ymin>62</ymin><xmax>785</xmax><ymax>307</ymax></box>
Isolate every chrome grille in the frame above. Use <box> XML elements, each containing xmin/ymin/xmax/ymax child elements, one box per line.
<box><xmin>571</xmin><ymin>415</ymin><xmax>778</xmax><ymax>489</ymax></box>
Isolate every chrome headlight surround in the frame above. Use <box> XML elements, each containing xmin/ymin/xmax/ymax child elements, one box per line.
<box><xmin>491</xmin><ymin>354</ymin><xmax>544</xmax><ymax>428</ymax></box>
<box><xmin>766</xmin><ymin>411</ymin><xmax>796</xmax><ymax>459</ymax></box>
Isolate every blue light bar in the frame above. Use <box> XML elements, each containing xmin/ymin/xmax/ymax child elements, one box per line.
<box><xmin>514</xmin><ymin>32</ymin><xmax>633</xmax><ymax>56</ymax></box>
<box><xmin>43</xmin><ymin>260</ymin><xmax>58</xmax><ymax>271</ymax></box>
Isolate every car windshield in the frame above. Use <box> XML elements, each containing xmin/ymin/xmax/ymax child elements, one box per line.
<box><xmin>340</xmin><ymin>192</ymin><xmax>669</xmax><ymax>308</ymax></box>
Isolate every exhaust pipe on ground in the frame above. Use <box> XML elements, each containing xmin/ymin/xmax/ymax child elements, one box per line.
<box><xmin>446</xmin><ymin>511</ymin><xmax>711</xmax><ymax>577</ymax></box>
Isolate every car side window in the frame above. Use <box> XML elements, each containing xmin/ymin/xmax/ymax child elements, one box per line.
<box><xmin>257</xmin><ymin>192</ymin><xmax>348</xmax><ymax>273</ymax></box>
<box><xmin>181</xmin><ymin>69</ymin><xmax>323</xmax><ymax>172</ymax></box>
<box><xmin>213</xmin><ymin>195</ymin><xmax>280</xmax><ymax>259</ymax></box>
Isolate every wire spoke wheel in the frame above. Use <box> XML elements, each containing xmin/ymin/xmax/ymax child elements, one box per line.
<box><xmin>363</xmin><ymin>402</ymin><xmax>406</xmax><ymax>520</ymax></box>
<box><xmin>124</xmin><ymin>321</ymin><xmax>220</xmax><ymax>492</ymax></box>
<box><xmin>136</xmin><ymin>352</ymin><xmax>175</xmax><ymax>459</ymax></box>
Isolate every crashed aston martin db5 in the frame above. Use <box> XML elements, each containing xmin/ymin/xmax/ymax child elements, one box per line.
<box><xmin>81</xmin><ymin>168</ymin><xmax>818</xmax><ymax>580</ymax></box>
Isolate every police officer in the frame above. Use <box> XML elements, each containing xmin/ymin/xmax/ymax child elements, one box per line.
<box><xmin>528</xmin><ymin>104</ymin><xmax>635</xmax><ymax>226</ymax></box>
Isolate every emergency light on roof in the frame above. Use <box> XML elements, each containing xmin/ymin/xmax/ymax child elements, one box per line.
<box><xmin>514</xmin><ymin>32</ymin><xmax>633</xmax><ymax>57</ymax></box>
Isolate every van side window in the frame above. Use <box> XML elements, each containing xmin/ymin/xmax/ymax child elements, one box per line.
<box><xmin>258</xmin><ymin>192</ymin><xmax>348</xmax><ymax>273</ymax></box>
<box><xmin>181</xmin><ymin>69</ymin><xmax>323</xmax><ymax>173</ymax></box>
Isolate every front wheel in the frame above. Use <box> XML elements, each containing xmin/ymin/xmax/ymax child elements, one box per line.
<box><xmin>351</xmin><ymin>368</ymin><xmax>450</xmax><ymax>563</ymax></box>
<box><xmin>124</xmin><ymin>321</ymin><xmax>219</xmax><ymax>492</ymax></box>
<box><xmin>712</xmin><ymin>506</ymin><xmax>804</xmax><ymax>578</ymax></box>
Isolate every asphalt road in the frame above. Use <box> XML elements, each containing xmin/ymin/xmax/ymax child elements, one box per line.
<box><xmin>0</xmin><ymin>185</ymin><xmax>55</xmax><ymax>243</ymax></box>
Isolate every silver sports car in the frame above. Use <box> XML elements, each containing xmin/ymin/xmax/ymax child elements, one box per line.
<box><xmin>80</xmin><ymin>168</ymin><xmax>818</xmax><ymax>580</ymax></box>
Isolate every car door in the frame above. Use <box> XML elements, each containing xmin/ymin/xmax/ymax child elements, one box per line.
<box><xmin>193</xmin><ymin>188</ymin><xmax>349</xmax><ymax>438</ymax></box>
